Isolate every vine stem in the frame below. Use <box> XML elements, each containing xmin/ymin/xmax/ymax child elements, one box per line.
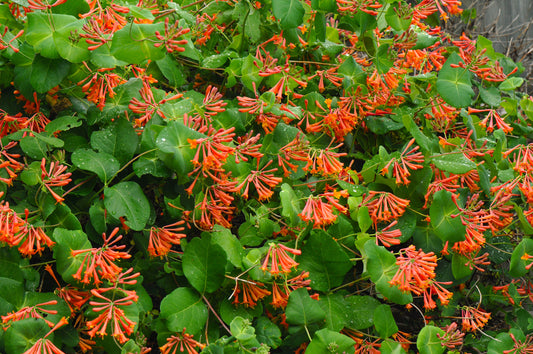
<box><xmin>202</xmin><ymin>294</ymin><xmax>231</xmax><ymax>335</ymax></box>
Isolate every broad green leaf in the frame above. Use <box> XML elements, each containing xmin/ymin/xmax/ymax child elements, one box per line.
<box><xmin>53</xmin><ymin>19</ymin><xmax>90</xmax><ymax>63</ymax></box>
<box><xmin>431</xmin><ymin>152</ymin><xmax>476</xmax><ymax>174</ymax></box>
<box><xmin>436</xmin><ymin>52</ymin><xmax>475</xmax><ymax>108</ymax></box>
<box><xmin>256</xmin><ymin>317</ymin><xmax>282</xmax><ymax>349</ymax></box>
<box><xmin>159</xmin><ymin>287</ymin><xmax>208</xmax><ymax>336</ymax></box>
<box><xmin>452</xmin><ymin>253</ymin><xmax>474</xmax><ymax>280</ymax></box>
<box><xmin>182</xmin><ymin>235</ymin><xmax>227</xmax><ymax>293</ymax></box>
<box><xmin>364</xmin><ymin>240</ymin><xmax>413</xmax><ymax>305</ymax></box>
<box><xmin>46</xmin><ymin>203</ymin><xmax>82</xmax><ymax>230</ymax></box>
<box><xmin>311</xmin><ymin>0</ymin><xmax>336</xmax><ymax>12</ymax></box>
<box><xmin>380</xmin><ymin>339</ymin><xmax>407</xmax><ymax>354</ymax></box>
<box><xmin>241</xmin><ymin>54</ymin><xmax>262</xmax><ymax>91</ymax></box>
<box><xmin>487</xmin><ymin>329</ymin><xmax>523</xmax><ymax>354</ymax></box>
<box><xmin>30</xmin><ymin>55</ymin><xmax>70</xmax><ymax>93</ymax></box>
<box><xmin>4</xmin><ymin>319</ymin><xmax>50</xmax><ymax>354</ymax></box>
<box><xmin>479</xmin><ymin>86</ymin><xmax>501</xmax><ymax>107</ymax></box>
<box><xmin>52</xmin><ymin>0</ymin><xmax>90</xmax><ymax>15</ymax></box>
<box><xmin>208</xmin><ymin>225</ymin><xmax>243</xmax><ymax>268</ymax></box>
<box><xmin>104</xmin><ymin>182</ymin><xmax>150</xmax><ymax>231</ymax></box>
<box><xmin>344</xmin><ymin>295</ymin><xmax>380</xmax><ymax>330</ymax></box>
<box><xmin>272</xmin><ymin>0</ymin><xmax>305</xmax><ymax>29</ymax></box>
<box><xmin>91</xmin><ymin>118</ymin><xmax>139</xmax><ymax>165</ymax></box>
<box><xmin>318</xmin><ymin>293</ymin><xmax>349</xmax><ymax>331</ymax></box>
<box><xmin>25</xmin><ymin>13</ymin><xmax>77</xmax><ymax>58</ymax></box>
<box><xmin>90</xmin><ymin>45</ymin><xmax>128</xmax><ymax>68</ymax></box>
<box><xmin>20</xmin><ymin>136</ymin><xmax>48</xmax><ymax>160</ymax></box>
<box><xmin>110</xmin><ymin>23</ymin><xmax>166</xmax><ymax>65</ymax></box>
<box><xmin>510</xmin><ymin>238</ymin><xmax>533</xmax><ymax>277</ymax></box>
<box><xmin>306</xmin><ymin>328</ymin><xmax>356</xmax><ymax>354</ymax></box>
<box><xmin>499</xmin><ymin>77</ymin><xmax>524</xmax><ymax>91</ymax></box>
<box><xmin>514</xmin><ymin>203</ymin><xmax>533</xmax><ymax>235</ymax></box>
<box><xmin>156</xmin><ymin>120</ymin><xmax>206</xmax><ymax>175</ymax></box>
<box><xmin>385</xmin><ymin>3</ymin><xmax>411</xmax><ymax>31</ymax></box>
<box><xmin>373</xmin><ymin>304</ymin><xmax>398</xmax><ymax>338</ymax></box>
<box><xmin>52</xmin><ymin>228</ymin><xmax>91</xmax><ymax>284</ymax></box>
<box><xmin>430</xmin><ymin>190</ymin><xmax>466</xmax><ymax>243</ymax></box>
<box><xmin>156</xmin><ymin>55</ymin><xmax>185</xmax><ymax>87</ymax></box>
<box><xmin>416</xmin><ymin>325</ymin><xmax>445</xmax><ymax>354</ymax></box>
<box><xmin>285</xmin><ymin>288</ymin><xmax>326</xmax><ymax>326</ymax></box>
<box><xmin>230</xmin><ymin>316</ymin><xmax>256</xmax><ymax>342</ymax></box>
<box><xmin>299</xmin><ymin>230</ymin><xmax>352</xmax><ymax>292</ymax></box>
<box><xmin>132</xmin><ymin>151</ymin><xmax>170</xmax><ymax>178</ymax></box>
<box><xmin>375</xmin><ymin>44</ymin><xmax>394</xmax><ymax>74</ymax></box>
<box><xmin>280</xmin><ymin>183</ymin><xmax>302</xmax><ymax>227</ymax></box>
<box><xmin>89</xmin><ymin>199</ymin><xmax>107</xmax><ymax>235</ymax></box>
<box><xmin>72</xmin><ymin>148</ymin><xmax>120</xmax><ymax>183</ymax></box>
<box><xmin>44</xmin><ymin>116</ymin><xmax>82</xmax><ymax>135</ymax></box>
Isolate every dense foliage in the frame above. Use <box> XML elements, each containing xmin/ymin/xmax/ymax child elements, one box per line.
<box><xmin>1</xmin><ymin>0</ymin><xmax>533</xmax><ymax>352</ymax></box>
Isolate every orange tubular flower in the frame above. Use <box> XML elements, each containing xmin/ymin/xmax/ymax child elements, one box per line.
<box><xmin>0</xmin><ymin>141</ymin><xmax>24</xmax><ymax>185</ymax></box>
<box><xmin>270</xmin><ymin>282</ymin><xmax>290</xmax><ymax>309</ymax></box>
<box><xmin>40</xmin><ymin>158</ymin><xmax>71</xmax><ymax>204</ymax></box>
<box><xmin>234</xmin><ymin>159</ymin><xmax>282</xmax><ymax>201</ymax></box>
<box><xmin>361</xmin><ymin>191</ymin><xmax>410</xmax><ymax>225</ymax></box>
<box><xmin>148</xmin><ymin>220</ymin><xmax>187</xmax><ymax>258</ymax></box>
<box><xmin>2</xmin><ymin>300</ymin><xmax>58</xmax><ymax>328</ymax></box>
<box><xmin>128</xmin><ymin>80</ymin><xmax>182</xmax><ymax>128</ymax></box>
<box><xmin>437</xmin><ymin>322</ymin><xmax>464</xmax><ymax>350</ymax></box>
<box><xmin>299</xmin><ymin>196</ymin><xmax>338</xmax><ymax>228</ymax></box>
<box><xmin>78</xmin><ymin>68</ymin><xmax>126</xmax><ymax>110</ymax></box>
<box><xmin>261</xmin><ymin>243</ymin><xmax>301</xmax><ymax>276</ymax></box>
<box><xmin>461</xmin><ymin>306</ymin><xmax>490</xmax><ymax>332</ymax></box>
<box><xmin>390</xmin><ymin>245</ymin><xmax>438</xmax><ymax>292</ymax></box>
<box><xmin>86</xmin><ymin>290</ymin><xmax>137</xmax><ymax>344</ymax></box>
<box><xmin>381</xmin><ymin>138</ymin><xmax>425</xmax><ymax>185</ymax></box>
<box><xmin>154</xmin><ymin>17</ymin><xmax>190</xmax><ymax>53</ymax></box>
<box><xmin>27</xmin><ymin>0</ymin><xmax>67</xmax><ymax>10</ymax></box>
<box><xmin>376</xmin><ymin>220</ymin><xmax>402</xmax><ymax>247</ymax></box>
<box><xmin>231</xmin><ymin>280</ymin><xmax>271</xmax><ymax>308</ymax></box>
<box><xmin>71</xmin><ymin>227</ymin><xmax>131</xmax><ymax>285</ymax></box>
<box><xmin>0</xmin><ymin>26</ymin><xmax>24</xmax><ymax>53</ymax></box>
<box><xmin>469</xmin><ymin>107</ymin><xmax>513</xmax><ymax>134</ymax></box>
<box><xmin>12</xmin><ymin>221</ymin><xmax>55</xmax><ymax>257</ymax></box>
<box><xmin>160</xmin><ymin>329</ymin><xmax>206</xmax><ymax>354</ymax></box>
<box><xmin>44</xmin><ymin>265</ymin><xmax>91</xmax><ymax>313</ymax></box>
<box><xmin>306</xmin><ymin>143</ymin><xmax>346</xmax><ymax>176</ymax></box>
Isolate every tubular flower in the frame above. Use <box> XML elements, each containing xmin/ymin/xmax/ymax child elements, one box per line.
<box><xmin>86</xmin><ymin>290</ymin><xmax>137</xmax><ymax>344</ymax></box>
<box><xmin>381</xmin><ymin>139</ymin><xmax>425</xmax><ymax>185</ymax></box>
<box><xmin>468</xmin><ymin>107</ymin><xmax>513</xmax><ymax>134</ymax></box>
<box><xmin>299</xmin><ymin>196</ymin><xmax>338</xmax><ymax>228</ymax></box>
<box><xmin>0</xmin><ymin>141</ymin><xmax>24</xmax><ymax>185</ymax></box>
<box><xmin>231</xmin><ymin>280</ymin><xmax>271</xmax><ymax>308</ymax></box>
<box><xmin>44</xmin><ymin>265</ymin><xmax>91</xmax><ymax>313</ymax></box>
<box><xmin>22</xmin><ymin>317</ymin><xmax>69</xmax><ymax>354</ymax></box>
<box><xmin>389</xmin><ymin>245</ymin><xmax>438</xmax><ymax>292</ymax></box>
<box><xmin>148</xmin><ymin>220</ymin><xmax>187</xmax><ymax>258</ymax></box>
<box><xmin>305</xmin><ymin>143</ymin><xmax>346</xmax><ymax>176</ymax></box>
<box><xmin>503</xmin><ymin>332</ymin><xmax>533</xmax><ymax>354</ymax></box>
<box><xmin>277</xmin><ymin>134</ymin><xmax>309</xmax><ymax>176</ymax></box>
<box><xmin>128</xmin><ymin>80</ymin><xmax>182</xmax><ymax>128</ymax></box>
<box><xmin>376</xmin><ymin>220</ymin><xmax>402</xmax><ymax>247</ymax></box>
<box><xmin>270</xmin><ymin>282</ymin><xmax>290</xmax><ymax>309</ymax></box>
<box><xmin>461</xmin><ymin>306</ymin><xmax>490</xmax><ymax>332</ymax></box>
<box><xmin>361</xmin><ymin>191</ymin><xmax>410</xmax><ymax>224</ymax></box>
<box><xmin>78</xmin><ymin>68</ymin><xmax>126</xmax><ymax>110</ymax></box>
<box><xmin>261</xmin><ymin>243</ymin><xmax>301</xmax><ymax>276</ymax></box>
<box><xmin>154</xmin><ymin>17</ymin><xmax>190</xmax><ymax>53</ymax></box>
<box><xmin>27</xmin><ymin>0</ymin><xmax>68</xmax><ymax>10</ymax></box>
<box><xmin>0</xmin><ymin>197</ymin><xmax>25</xmax><ymax>246</ymax></box>
<box><xmin>71</xmin><ymin>227</ymin><xmax>131</xmax><ymax>285</ymax></box>
<box><xmin>40</xmin><ymin>158</ymin><xmax>72</xmax><ymax>204</ymax></box>
<box><xmin>234</xmin><ymin>159</ymin><xmax>282</xmax><ymax>201</ymax></box>
<box><xmin>2</xmin><ymin>300</ymin><xmax>58</xmax><ymax>328</ymax></box>
<box><xmin>0</xmin><ymin>26</ymin><xmax>23</xmax><ymax>52</ymax></box>
<box><xmin>188</xmin><ymin>127</ymin><xmax>235</xmax><ymax>172</ymax></box>
<box><xmin>160</xmin><ymin>329</ymin><xmax>206</xmax><ymax>354</ymax></box>
<box><xmin>12</xmin><ymin>221</ymin><xmax>55</xmax><ymax>257</ymax></box>
<box><xmin>437</xmin><ymin>322</ymin><xmax>464</xmax><ymax>350</ymax></box>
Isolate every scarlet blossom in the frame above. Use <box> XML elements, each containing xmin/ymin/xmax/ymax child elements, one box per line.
<box><xmin>261</xmin><ymin>243</ymin><xmax>301</xmax><ymax>276</ymax></box>
<box><xmin>381</xmin><ymin>139</ymin><xmax>425</xmax><ymax>185</ymax></box>
<box><xmin>299</xmin><ymin>196</ymin><xmax>338</xmax><ymax>228</ymax></box>
<box><xmin>503</xmin><ymin>332</ymin><xmax>533</xmax><ymax>354</ymax></box>
<box><xmin>128</xmin><ymin>80</ymin><xmax>182</xmax><ymax>128</ymax></box>
<box><xmin>22</xmin><ymin>317</ymin><xmax>69</xmax><ymax>354</ymax></box>
<box><xmin>461</xmin><ymin>306</ymin><xmax>490</xmax><ymax>332</ymax></box>
<box><xmin>0</xmin><ymin>141</ymin><xmax>24</xmax><ymax>185</ymax></box>
<box><xmin>12</xmin><ymin>222</ymin><xmax>55</xmax><ymax>257</ymax></box>
<box><xmin>26</xmin><ymin>0</ymin><xmax>67</xmax><ymax>10</ymax></box>
<box><xmin>234</xmin><ymin>159</ymin><xmax>282</xmax><ymax>201</ymax></box>
<box><xmin>148</xmin><ymin>220</ymin><xmax>187</xmax><ymax>258</ymax></box>
<box><xmin>361</xmin><ymin>191</ymin><xmax>410</xmax><ymax>224</ymax></box>
<box><xmin>41</xmin><ymin>158</ymin><xmax>71</xmax><ymax>204</ymax></box>
<box><xmin>437</xmin><ymin>322</ymin><xmax>464</xmax><ymax>349</ymax></box>
<box><xmin>160</xmin><ymin>329</ymin><xmax>206</xmax><ymax>354</ymax></box>
<box><xmin>231</xmin><ymin>280</ymin><xmax>271</xmax><ymax>308</ymax></box>
<box><xmin>44</xmin><ymin>264</ymin><xmax>91</xmax><ymax>313</ymax></box>
<box><xmin>468</xmin><ymin>107</ymin><xmax>513</xmax><ymax>134</ymax></box>
<box><xmin>376</xmin><ymin>220</ymin><xmax>402</xmax><ymax>247</ymax></box>
<box><xmin>234</xmin><ymin>131</ymin><xmax>263</xmax><ymax>164</ymax></box>
<box><xmin>78</xmin><ymin>68</ymin><xmax>126</xmax><ymax>110</ymax></box>
<box><xmin>2</xmin><ymin>300</ymin><xmax>58</xmax><ymax>328</ymax></box>
<box><xmin>0</xmin><ymin>26</ymin><xmax>23</xmax><ymax>52</ymax></box>
<box><xmin>86</xmin><ymin>290</ymin><xmax>137</xmax><ymax>344</ymax></box>
<box><xmin>390</xmin><ymin>245</ymin><xmax>438</xmax><ymax>292</ymax></box>
<box><xmin>305</xmin><ymin>143</ymin><xmax>346</xmax><ymax>176</ymax></box>
<box><xmin>270</xmin><ymin>282</ymin><xmax>289</xmax><ymax>309</ymax></box>
<box><xmin>154</xmin><ymin>17</ymin><xmax>190</xmax><ymax>53</ymax></box>
<box><xmin>71</xmin><ymin>227</ymin><xmax>131</xmax><ymax>285</ymax></box>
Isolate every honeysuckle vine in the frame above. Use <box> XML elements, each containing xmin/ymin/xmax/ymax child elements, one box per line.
<box><xmin>0</xmin><ymin>0</ymin><xmax>533</xmax><ymax>353</ymax></box>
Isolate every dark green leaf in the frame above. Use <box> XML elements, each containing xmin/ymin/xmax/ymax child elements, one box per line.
<box><xmin>436</xmin><ymin>52</ymin><xmax>475</xmax><ymax>108</ymax></box>
<box><xmin>272</xmin><ymin>0</ymin><xmax>305</xmax><ymax>29</ymax></box>
<box><xmin>416</xmin><ymin>325</ymin><xmax>445</xmax><ymax>354</ymax></box>
<box><xmin>72</xmin><ymin>148</ymin><xmax>120</xmax><ymax>183</ymax></box>
<box><xmin>306</xmin><ymin>328</ymin><xmax>356</xmax><ymax>354</ymax></box>
<box><xmin>110</xmin><ymin>23</ymin><xmax>166</xmax><ymax>65</ymax></box>
<box><xmin>30</xmin><ymin>55</ymin><xmax>70</xmax><ymax>93</ymax></box>
<box><xmin>182</xmin><ymin>235</ymin><xmax>227</xmax><ymax>293</ymax></box>
<box><xmin>374</xmin><ymin>304</ymin><xmax>398</xmax><ymax>338</ymax></box>
<box><xmin>431</xmin><ymin>152</ymin><xmax>476</xmax><ymax>174</ymax></box>
<box><xmin>285</xmin><ymin>288</ymin><xmax>326</xmax><ymax>326</ymax></box>
<box><xmin>159</xmin><ymin>287</ymin><xmax>208</xmax><ymax>336</ymax></box>
<box><xmin>91</xmin><ymin>118</ymin><xmax>139</xmax><ymax>165</ymax></box>
<box><xmin>430</xmin><ymin>190</ymin><xmax>466</xmax><ymax>243</ymax></box>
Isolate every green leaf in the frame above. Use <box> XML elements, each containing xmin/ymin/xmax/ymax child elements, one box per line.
<box><xmin>30</xmin><ymin>55</ymin><xmax>70</xmax><ymax>93</ymax></box>
<box><xmin>430</xmin><ymin>190</ymin><xmax>466</xmax><ymax>243</ymax></box>
<box><xmin>375</xmin><ymin>44</ymin><xmax>394</xmax><ymax>74</ymax></box>
<box><xmin>299</xmin><ymin>230</ymin><xmax>352</xmax><ymax>292</ymax></box>
<box><xmin>479</xmin><ymin>86</ymin><xmax>501</xmax><ymax>107</ymax></box>
<box><xmin>432</xmin><ymin>152</ymin><xmax>476</xmax><ymax>174</ymax></box>
<box><xmin>46</xmin><ymin>203</ymin><xmax>82</xmax><ymax>230</ymax></box>
<box><xmin>272</xmin><ymin>0</ymin><xmax>305</xmax><ymax>29</ymax></box>
<box><xmin>364</xmin><ymin>240</ymin><xmax>412</xmax><ymax>305</ymax></box>
<box><xmin>156</xmin><ymin>55</ymin><xmax>185</xmax><ymax>87</ymax></box>
<box><xmin>510</xmin><ymin>238</ymin><xmax>533</xmax><ymax>277</ymax></box>
<box><xmin>53</xmin><ymin>19</ymin><xmax>90</xmax><ymax>63</ymax></box>
<box><xmin>241</xmin><ymin>54</ymin><xmax>262</xmax><ymax>91</ymax></box>
<box><xmin>4</xmin><ymin>319</ymin><xmax>50</xmax><ymax>354</ymax></box>
<box><xmin>19</xmin><ymin>136</ymin><xmax>48</xmax><ymax>160</ymax></box>
<box><xmin>499</xmin><ymin>77</ymin><xmax>524</xmax><ymax>91</ymax></box>
<box><xmin>230</xmin><ymin>316</ymin><xmax>256</xmax><ymax>342</ymax></box>
<box><xmin>25</xmin><ymin>13</ymin><xmax>78</xmax><ymax>58</ymax></box>
<box><xmin>436</xmin><ymin>52</ymin><xmax>475</xmax><ymax>108</ymax></box>
<box><xmin>71</xmin><ymin>148</ymin><xmax>120</xmax><ymax>183</ymax></box>
<box><xmin>209</xmin><ymin>225</ymin><xmax>243</xmax><ymax>268</ymax></box>
<box><xmin>104</xmin><ymin>182</ymin><xmax>150</xmax><ymax>231</ymax></box>
<box><xmin>182</xmin><ymin>235</ymin><xmax>227</xmax><ymax>293</ymax></box>
<box><xmin>416</xmin><ymin>325</ymin><xmax>446</xmax><ymax>354</ymax></box>
<box><xmin>373</xmin><ymin>304</ymin><xmax>398</xmax><ymax>338</ymax></box>
<box><xmin>44</xmin><ymin>116</ymin><xmax>82</xmax><ymax>135</ymax></box>
<box><xmin>385</xmin><ymin>3</ymin><xmax>411</xmax><ymax>31</ymax></box>
<box><xmin>344</xmin><ymin>295</ymin><xmax>380</xmax><ymax>330</ymax></box>
<box><xmin>487</xmin><ymin>330</ymin><xmax>523</xmax><ymax>354</ymax></box>
<box><xmin>285</xmin><ymin>288</ymin><xmax>326</xmax><ymax>326</ymax></box>
<box><xmin>255</xmin><ymin>317</ymin><xmax>282</xmax><ymax>349</ymax></box>
<box><xmin>91</xmin><ymin>118</ymin><xmax>139</xmax><ymax>165</ymax></box>
<box><xmin>89</xmin><ymin>199</ymin><xmax>107</xmax><ymax>235</ymax></box>
<box><xmin>53</xmin><ymin>228</ymin><xmax>92</xmax><ymax>284</ymax></box>
<box><xmin>132</xmin><ymin>151</ymin><xmax>170</xmax><ymax>178</ymax></box>
<box><xmin>159</xmin><ymin>287</ymin><xmax>208</xmax><ymax>336</ymax></box>
<box><xmin>318</xmin><ymin>293</ymin><xmax>349</xmax><ymax>331</ymax></box>
<box><xmin>380</xmin><ymin>339</ymin><xmax>407</xmax><ymax>354</ymax></box>
<box><xmin>280</xmin><ymin>183</ymin><xmax>302</xmax><ymax>227</ymax></box>
<box><xmin>110</xmin><ymin>23</ymin><xmax>166</xmax><ymax>65</ymax></box>
<box><xmin>306</xmin><ymin>328</ymin><xmax>356</xmax><ymax>354</ymax></box>
<box><xmin>451</xmin><ymin>253</ymin><xmax>473</xmax><ymax>280</ymax></box>
<box><xmin>156</xmin><ymin>120</ymin><xmax>206</xmax><ymax>175</ymax></box>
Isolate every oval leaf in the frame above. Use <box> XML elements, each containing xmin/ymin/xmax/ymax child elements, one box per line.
<box><xmin>104</xmin><ymin>182</ymin><xmax>150</xmax><ymax>231</ymax></box>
